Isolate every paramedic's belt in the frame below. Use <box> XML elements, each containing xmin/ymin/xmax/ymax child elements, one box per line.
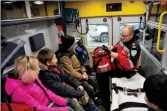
<box><xmin>111</xmin><ymin>83</ymin><xmax>144</xmax><ymax>94</ymax></box>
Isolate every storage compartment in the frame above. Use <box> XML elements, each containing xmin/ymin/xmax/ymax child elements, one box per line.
<box><xmin>29</xmin><ymin>33</ymin><xmax>45</xmax><ymax>52</ymax></box>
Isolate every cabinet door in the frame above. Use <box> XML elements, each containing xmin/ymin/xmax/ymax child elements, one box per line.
<box><xmin>29</xmin><ymin>1</ymin><xmax>60</xmax><ymax>18</ymax></box>
<box><xmin>1</xmin><ymin>1</ymin><xmax>27</xmax><ymax>20</ymax></box>
<box><xmin>148</xmin><ymin>4</ymin><xmax>167</xmax><ymax>24</ymax></box>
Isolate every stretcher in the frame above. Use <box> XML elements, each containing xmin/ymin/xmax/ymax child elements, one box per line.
<box><xmin>110</xmin><ymin>72</ymin><xmax>148</xmax><ymax>111</ymax></box>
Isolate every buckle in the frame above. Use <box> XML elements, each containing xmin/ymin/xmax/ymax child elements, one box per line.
<box><xmin>112</xmin><ymin>83</ymin><xmax>118</xmax><ymax>94</ymax></box>
<box><xmin>123</xmin><ymin>87</ymin><xmax>127</xmax><ymax>92</ymax></box>
<box><xmin>137</xmin><ymin>88</ymin><xmax>141</xmax><ymax>92</ymax></box>
<box><xmin>127</xmin><ymin>88</ymin><xmax>133</xmax><ymax>92</ymax></box>
<box><xmin>127</xmin><ymin>93</ymin><xmax>138</xmax><ymax>97</ymax></box>
<box><xmin>111</xmin><ymin>83</ymin><xmax>116</xmax><ymax>89</ymax></box>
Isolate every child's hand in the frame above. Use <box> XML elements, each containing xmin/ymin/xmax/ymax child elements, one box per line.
<box><xmin>79</xmin><ymin>91</ymin><xmax>90</xmax><ymax>106</ymax></box>
<box><xmin>83</xmin><ymin>72</ymin><xmax>88</xmax><ymax>80</ymax></box>
<box><xmin>82</xmin><ymin>74</ymin><xmax>87</xmax><ymax>80</ymax></box>
<box><xmin>77</xmin><ymin>85</ymin><xmax>84</xmax><ymax>92</ymax></box>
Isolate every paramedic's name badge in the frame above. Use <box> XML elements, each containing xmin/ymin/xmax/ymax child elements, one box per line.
<box><xmin>131</xmin><ymin>50</ymin><xmax>137</xmax><ymax>57</ymax></box>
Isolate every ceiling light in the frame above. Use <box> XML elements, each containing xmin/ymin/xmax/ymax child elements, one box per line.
<box><xmin>34</xmin><ymin>1</ymin><xmax>44</xmax><ymax>5</ymax></box>
<box><xmin>4</xmin><ymin>1</ymin><xmax>12</xmax><ymax>4</ymax></box>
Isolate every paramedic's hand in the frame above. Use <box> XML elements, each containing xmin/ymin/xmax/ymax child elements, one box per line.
<box><xmin>77</xmin><ymin>85</ymin><xmax>84</xmax><ymax>92</ymax></box>
<box><xmin>111</xmin><ymin>51</ymin><xmax>118</xmax><ymax>58</ymax></box>
<box><xmin>108</xmin><ymin>46</ymin><xmax>113</xmax><ymax>51</ymax></box>
<box><xmin>83</xmin><ymin>72</ymin><xmax>88</xmax><ymax>80</ymax></box>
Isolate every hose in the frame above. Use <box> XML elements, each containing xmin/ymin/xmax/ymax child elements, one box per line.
<box><xmin>74</xmin><ymin>13</ymin><xmax>89</xmax><ymax>35</ymax></box>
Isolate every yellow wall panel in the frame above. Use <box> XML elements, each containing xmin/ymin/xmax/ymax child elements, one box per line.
<box><xmin>14</xmin><ymin>8</ymin><xmax>25</xmax><ymax>18</ymax></box>
<box><xmin>47</xmin><ymin>3</ymin><xmax>57</xmax><ymax>16</ymax></box>
<box><xmin>39</xmin><ymin>5</ymin><xmax>46</xmax><ymax>16</ymax></box>
<box><xmin>65</xmin><ymin>1</ymin><xmax>146</xmax><ymax>17</ymax></box>
<box><xmin>151</xmin><ymin>4</ymin><xmax>167</xmax><ymax>14</ymax></box>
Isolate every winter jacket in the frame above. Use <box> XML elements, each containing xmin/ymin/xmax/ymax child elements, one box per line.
<box><xmin>112</xmin><ymin>38</ymin><xmax>141</xmax><ymax>71</ymax></box>
<box><xmin>5</xmin><ymin>74</ymin><xmax>68</xmax><ymax>111</ymax></box>
<box><xmin>58</xmin><ymin>51</ymin><xmax>86</xmax><ymax>80</ymax></box>
<box><xmin>39</xmin><ymin>64</ymin><xmax>84</xmax><ymax>99</ymax></box>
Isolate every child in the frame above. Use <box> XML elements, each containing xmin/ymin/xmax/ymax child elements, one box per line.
<box><xmin>144</xmin><ymin>74</ymin><xmax>167</xmax><ymax>111</ymax></box>
<box><xmin>38</xmin><ymin>48</ymin><xmax>98</xmax><ymax>111</ymax></box>
<box><xmin>56</xmin><ymin>35</ymin><xmax>99</xmax><ymax>98</ymax></box>
<box><xmin>5</xmin><ymin>56</ymin><xmax>73</xmax><ymax>111</ymax></box>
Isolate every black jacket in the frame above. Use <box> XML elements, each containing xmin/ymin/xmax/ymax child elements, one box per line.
<box><xmin>38</xmin><ymin>65</ymin><xmax>84</xmax><ymax>99</ymax></box>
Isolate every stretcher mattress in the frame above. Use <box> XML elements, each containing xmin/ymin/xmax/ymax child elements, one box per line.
<box><xmin>110</xmin><ymin>73</ymin><xmax>148</xmax><ymax>111</ymax></box>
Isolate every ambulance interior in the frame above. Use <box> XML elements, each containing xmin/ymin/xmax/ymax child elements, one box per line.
<box><xmin>1</xmin><ymin>1</ymin><xmax>167</xmax><ymax>111</ymax></box>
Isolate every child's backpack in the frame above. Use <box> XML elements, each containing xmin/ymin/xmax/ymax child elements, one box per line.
<box><xmin>93</xmin><ymin>45</ymin><xmax>113</xmax><ymax>74</ymax></box>
<box><xmin>75</xmin><ymin>39</ymin><xmax>89</xmax><ymax>66</ymax></box>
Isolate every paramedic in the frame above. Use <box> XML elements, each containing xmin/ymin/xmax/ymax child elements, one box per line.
<box><xmin>96</xmin><ymin>26</ymin><xmax>141</xmax><ymax>111</ymax></box>
<box><xmin>144</xmin><ymin>74</ymin><xmax>167</xmax><ymax>111</ymax></box>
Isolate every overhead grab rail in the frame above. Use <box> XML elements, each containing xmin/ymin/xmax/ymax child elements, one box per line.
<box><xmin>156</xmin><ymin>11</ymin><xmax>167</xmax><ymax>53</ymax></box>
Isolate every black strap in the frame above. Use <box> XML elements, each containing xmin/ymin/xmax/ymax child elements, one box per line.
<box><xmin>33</xmin><ymin>107</ymin><xmax>36</xmax><ymax>111</ymax></box>
<box><xmin>2</xmin><ymin>85</ymin><xmax>13</xmax><ymax>111</ymax></box>
<box><xmin>35</xmin><ymin>80</ymin><xmax>52</xmax><ymax>102</ymax></box>
<box><xmin>93</xmin><ymin>58</ymin><xmax>102</xmax><ymax>73</ymax></box>
<box><xmin>102</xmin><ymin>45</ymin><xmax>110</xmax><ymax>53</ymax></box>
<box><xmin>1</xmin><ymin>71</ymin><xmax>13</xmax><ymax>111</ymax></box>
<box><xmin>155</xmin><ymin>4</ymin><xmax>160</xmax><ymax>22</ymax></box>
<box><xmin>112</xmin><ymin>83</ymin><xmax>144</xmax><ymax>94</ymax></box>
<box><xmin>113</xmin><ymin>102</ymin><xmax>148</xmax><ymax>111</ymax></box>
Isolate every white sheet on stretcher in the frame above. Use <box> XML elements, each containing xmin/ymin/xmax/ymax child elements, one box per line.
<box><xmin>111</xmin><ymin>73</ymin><xmax>148</xmax><ymax>111</ymax></box>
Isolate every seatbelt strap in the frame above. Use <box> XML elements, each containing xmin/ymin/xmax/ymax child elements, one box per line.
<box><xmin>113</xmin><ymin>102</ymin><xmax>148</xmax><ymax>111</ymax></box>
<box><xmin>35</xmin><ymin>80</ymin><xmax>52</xmax><ymax>102</ymax></box>
<box><xmin>112</xmin><ymin>83</ymin><xmax>144</xmax><ymax>94</ymax></box>
<box><xmin>2</xmin><ymin>84</ymin><xmax>13</xmax><ymax>111</ymax></box>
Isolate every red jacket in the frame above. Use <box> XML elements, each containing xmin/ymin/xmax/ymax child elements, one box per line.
<box><xmin>112</xmin><ymin>40</ymin><xmax>141</xmax><ymax>71</ymax></box>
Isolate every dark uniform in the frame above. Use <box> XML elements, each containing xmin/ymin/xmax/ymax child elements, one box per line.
<box><xmin>96</xmin><ymin>37</ymin><xmax>141</xmax><ymax>111</ymax></box>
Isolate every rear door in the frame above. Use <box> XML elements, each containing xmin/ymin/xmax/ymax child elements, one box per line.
<box><xmin>81</xmin><ymin>17</ymin><xmax>112</xmax><ymax>67</ymax></box>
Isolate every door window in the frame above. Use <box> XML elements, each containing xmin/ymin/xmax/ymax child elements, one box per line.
<box><xmin>86</xmin><ymin>24</ymin><xmax>109</xmax><ymax>47</ymax></box>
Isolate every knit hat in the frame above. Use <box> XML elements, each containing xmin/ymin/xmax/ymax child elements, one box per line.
<box><xmin>61</xmin><ymin>35</ymin><xmax>75</xmax><ymax>51</ymax></box>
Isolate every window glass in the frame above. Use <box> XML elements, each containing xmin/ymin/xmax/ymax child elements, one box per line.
<box><xmin>86</xmin><ymin>24</ymin><xmax>109</xmax><ymax>47</ymax></box>
<box><xmin>1</xmin><ymin>1</ymin><xmax>27</xmax><ymax>20</ymax></box>
<box><xmin>120</xmin><ymin>23</ymin><xmax>144</xmax><ymax>44</ymax></box>
<box><xmin>144</xmin><ymin>25</ymin><xmax>165</xmax><ymax>62</ymax></box>
<box><xmin>148</xmin><ymin>4</ymin><xmax>167</xmax><ymax>24</ymax></box>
